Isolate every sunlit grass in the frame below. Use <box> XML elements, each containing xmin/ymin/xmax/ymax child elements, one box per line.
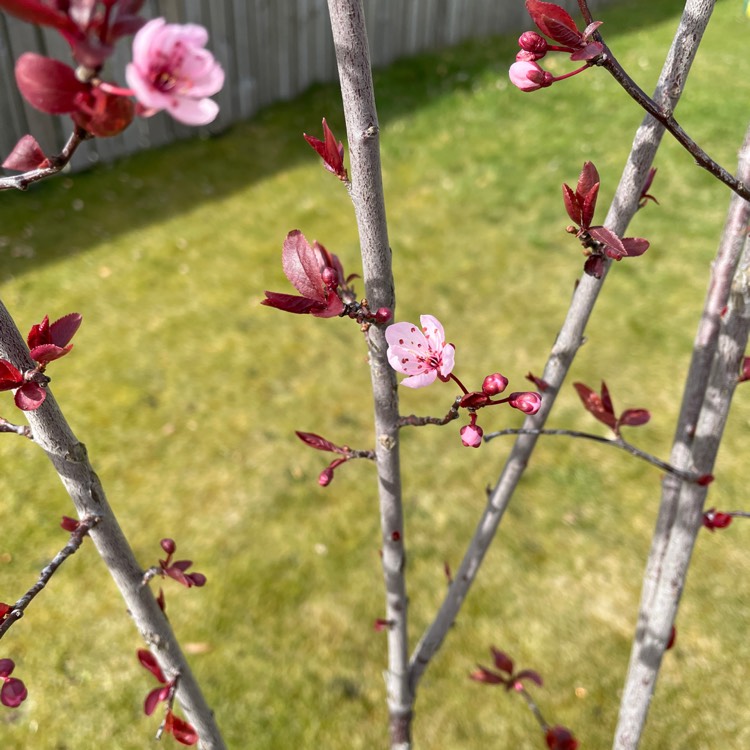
<box><xmin>0</xmin><ymin>0</ymin><xmax>749</xmax><ymax>747</ymax></box>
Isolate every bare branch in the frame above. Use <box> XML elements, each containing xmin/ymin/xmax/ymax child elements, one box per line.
<box><xmin>614</xmin><ymin>120</ymin><xmax>750</xmax><ymax>750</ymax></box>
<box><xmin>409</xmin><ymin>0</ymin><xmax>710</xmax><ymax>696</ymax></box>
<box><xmin>0</xmin><ymin>515</ymin><xmax>99</xmax><ymax>640</ymax></box>
<box><xmin>326</xmin><ymin>1</ymin><xmax>411</xmax><ymax>746</ymax></box>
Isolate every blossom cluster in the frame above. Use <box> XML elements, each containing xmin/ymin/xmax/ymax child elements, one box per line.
<box><xmin>1</xmin><ymin>1</ymin><xmax>224</xmax><ymax>171</ymax></box>
<box><xmin>509</xmin><ymin>0</ymin><xmax>604</xmax><ymax>93</ymax></box>
<box><xmin>386</xmin><ymin>315</ymin><xmax>542</xmax><ymax>448</ymax></box>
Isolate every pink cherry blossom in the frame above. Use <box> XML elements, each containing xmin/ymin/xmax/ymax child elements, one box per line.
<box><xmin>126</xmin><ymin>18</ymin><xmax>224</xmax><ymax>126</ymax></box>
<box><xmin>385</xmin><ymin>315</ymin><xmax>455</xmax><ymax>388</ymax></box>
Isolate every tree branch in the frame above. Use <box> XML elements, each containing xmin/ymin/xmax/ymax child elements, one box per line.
<box><xmin>409</xmin><ymin>0</ymin><xmax>709</xmax><ymax>696</ymax></box>
<box><xmin>0</xmin><ymin>515</ymin><xmax>99</xmax><ymax>640</ymax></box>
<box><xmin>0</xmin><ymin>300</ymin><xmax>226</xmax><ymax>750</ymax></box>
<box><xmin>613</xmin><ymin>120</ymin><xmax>750</xmax><ymax>750</ymax></box>
<box><xmin>325</xmin><ymin>2</ymin><xmax>411</xmax><ymax>747</ymax></box>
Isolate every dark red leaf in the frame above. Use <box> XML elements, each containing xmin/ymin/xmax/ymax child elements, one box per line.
<box><xmin>15</xmin><ymin>382</ymin><xmax>46</xmax><ymax>411</ymax></box>
<box><xmin>0</xmin><ymin>677</ymin><xmax>27</xmax><ymax>708</ymax></box>
<box><xmin>137</xmin><ymin>649</ymin><xmax>166</xmax><ymax>684</ymax></box>
<box><xmin>526</xmin><ymin>372</ymin><xmax>550</xmax><ymax>391</ymax></box>
<box><xmin>573</xmin><ymin>382</ymin><xmax>617</xmax><ymax>430</ymax></box>
<box><xmin>620</xmin><ymin>237</ymin><xmax>649</xmax><ymax>257</ymax></box>
<box><xmin>261</xmin><ymin>291</ymin><xmax>320</xmax><ymax>315</ymax></box>
<box><xmin>469</xmin><ymin>666</ymin><xmax>506</xmax><ymax>685</ymax></box>
<box><xmin>546</xmin><ymin>724</ymin><xmax>579</xmax><ymax>750</ymax></box>
<box><xmin>561</xmin><ymin>183</ymin><xmax>580</xmax><ymax>226</ymax></box>
<box><xmin>576</xmin><ymin>161</ymin><xmax>599</xmax><ymax>202</ymax></box>
<box><xmin>49</xmin><ymin>312</ymin><xmax>81</xmax><ymax>347</ymax></box>
<box><xmin>295</xmin><ymin>431</ymin><xmax>340</xmax><ymax>453</ymax></box>
<box><xmin>588</xmin><ymin>225</ymin><xmax>627</xmax><ymax>260</ymax></box>
<box><xmin>15</xmin><ymin>53</ymin><xmax>88</xmax><ymax>114</ymax></box>
<box><xmin>570</xmin><ymin>40</ymin><xmax>604</xmax><ymax>61</ymax></box>
<box><xmin>60</xmin><ymin>515</ymin><xmax>80</xmax><ymax>531</ymax></box>
<box><xmin>513</xmin><ymin>668</ymin><xmax>543</xmax><ymax>688</ymax></box>
<box><xmin>526</xmin><ymin>0</ymin><xmax>581</xmax><ymax>46</ymax></box>
<box><xmin>143</xmin><ymin>685</ymin><xmax>169</xmax><ymax>716</ymax></box>
<box><xmin>491</xmin><ymin>647</ymin><xmax>514</xmax><ymax>674</ymax></box>
<box><xmin>167</xmin><ymin>712</ymin><xmax>199</xmax><ymax>745</ymax></box>
<box><xmin>2</xmin><ymin>134</ymin><xmax>49</xmax><ymax>171</ymax></box>
<box><xmin>282</xmin><ymin>230</ymin><xmax>326</xmax><ymax>301</ymax></box>
<box><xmin>0</xmin><ymin>658</ymin><xmax>15</xmax><ymax>678</ymax></box>
<box><xmin>600</xmin><ymin>381</ymin><xmax>614</xmax><ymax>416</ymax></box>
<box><xmin>0</xmin><ymin>0</ymin><xmax>78</xmax><ymax>35</ymax></box>
<box><xmin>0</xmin><ymin>360</ymin><xmax>23</xmax><ymax>390</ymax></box>
<box><xmin>619</xmin><ymin>408</ymin><xmax>650</xmax><ymax>427</ymax></box>
<box><xmin>580</xmin><ymin>182</ymin><xmax>599</xmax><ymax>231</ymax></box>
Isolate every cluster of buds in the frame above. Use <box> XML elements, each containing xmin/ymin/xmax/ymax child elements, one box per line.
<box><xmin>509</xmin><ymin>0</ymin><xmax>604</xmax><ymax>93</ymax></box>
<box><xmin>385</xmin><ymin>315</ymin><xmax>542</xmax><ymax>448</ymax></box>
<box><xmin>0</xmin><ymin>657</ymin><xmax>27</xmax><ymax>708</ymax></box>
<box><xmin>0</xmin><ymin>313</ymin><xmax>81</xmax><ymax>411</ymax></box>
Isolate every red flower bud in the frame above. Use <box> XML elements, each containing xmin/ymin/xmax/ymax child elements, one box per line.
<box><xmin>482</xmin><ymin>373</ymin><xmax>509</xmax><ymax>396</ymax></box>
<box><xmin>518</xmin><ymin>31</ymin><xmax>548</xmax><ymax>59</ymax></box>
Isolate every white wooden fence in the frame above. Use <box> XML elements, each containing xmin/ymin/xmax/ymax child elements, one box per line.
<box><xmin>0</xmin><ymin>0</ymin><xmax>620</xmax><ymax>169</ymax></box>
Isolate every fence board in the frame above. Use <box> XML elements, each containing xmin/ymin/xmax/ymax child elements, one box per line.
<box><xmin>0</xmin><ymin>0</ymin><xmax>623</xmax><ymax>170</ymax></box>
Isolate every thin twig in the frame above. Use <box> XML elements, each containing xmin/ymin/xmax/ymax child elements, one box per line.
<box><xmin>397</xmin><ymin>398</ymin><xmax>461</xmax><ymax>427</ymax></box>
<box><xmin>0</xmin><ymin>516</ymin><xmax>100</xmax><ymax>640</ymax></box>
<box><xmin>483</xmin><ymin>427</ymin><xmax>703</xmax><ymax>483</ymax></box>
<box><xmin>0</xmin><ymin>128</ymin><xmax>88</xmax><ymax>192</ymax></box>
<box><xmin>576</xmin><ymin>1</ymin><xmax>747</xmax><ymax>199</ymax></box>
<box><xmin>409</xmin><ymin>0</ymin><xmax>708</xmax><ymax>700</ymax></box>
<box><xmin>0</xmin><ymin>417</ymin><xmax>32</xmax><ymax>438</ymax></box>
<box><xmin>326</xmin><ymin>2</ymin><xmax>411</xmax><ymax>747</ymax></box>
<box><xmin>614</xmin><ymin>119</ymin><xmax>750</xmax><ymax>750</ymax></box>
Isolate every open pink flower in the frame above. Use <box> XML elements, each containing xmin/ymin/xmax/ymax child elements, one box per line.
<box><xmin>385</xmin><ymin>315</ymin><xmax>455</xmax><ymax>388</ymax></box>
<box><xmin>126</xmin><ymin>18</ymin><xmax>224</xmax><ymax>126</ymax></box>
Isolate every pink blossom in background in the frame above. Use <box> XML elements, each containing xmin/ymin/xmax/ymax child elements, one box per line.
<box><xmin>385</xmin><ymin>315</ymin><xmax>455</xmax><ymax>388</ymax></box>
<box><xmin>126</xmin><ymin>18</ymin><xmax>224</xmax><ymax>126</ymax></box>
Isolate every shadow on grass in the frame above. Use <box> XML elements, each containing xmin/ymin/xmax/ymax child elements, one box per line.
<box><xmin>0</xmin><ymin>0</ymin><xmax>681</xmax><ymax>279</ymax></box>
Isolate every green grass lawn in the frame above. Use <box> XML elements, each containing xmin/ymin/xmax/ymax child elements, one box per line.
<box><xmin>1</xmin><ymin>0</ymin><xmax>750</xmax><ymax>747</ymax></box>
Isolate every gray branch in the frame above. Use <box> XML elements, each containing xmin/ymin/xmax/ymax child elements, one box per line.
<box><xmin>0</xmin><ymin>301</ymin><xmax>225</xmax><ymax>750</ymax></box>
<box><xmin>409</xmin><ymin>0</ymin><xmax>711</xmax><ymax>698</ymax></box>
<box><xmin>325</xmin><ymin>2</ymin><xmax>410</xmax><ymax>747</ymax></box>
<box><xmin>613</xmin><ymin>122</ymin><xmax>750</xmax><ymax>749</ymax></box>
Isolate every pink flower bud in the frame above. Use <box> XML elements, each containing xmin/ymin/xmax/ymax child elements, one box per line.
<box><xmin>460</xmin><ymin>423</ymin><xmax>483</xmax><ymax>448</ymax></box>
<box><xmin>160</xmin><ymin>538</ymin><xmax>176</xmax><ymax>555</ymax></box>
<box><xmin>375</xmin><ymin>307</ymin><xmax>392</xmax><ymax>323</ymax></box>
<box><xmin>482</xmin><ymin>373</ymin><xmax>509</xmax><ymax>396</ymax></box>
<box><xmin>509</xmin><ymin>61</ymin><xmax>553</xmax><ymax>92</ymax></box>
<box><xmin>509</xmin><ymin>391</ymin><xmax>542</xmax><ymax>415</ymax></box>
<box><xmin>318</xmin><ymin>468</ymin><xmax>333</xmax><ymax>486</ymax></box>
<box><xmin>518</xmin><ymin>31</ymin><xmax>548</xmax><ymax>59</ymax></box>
